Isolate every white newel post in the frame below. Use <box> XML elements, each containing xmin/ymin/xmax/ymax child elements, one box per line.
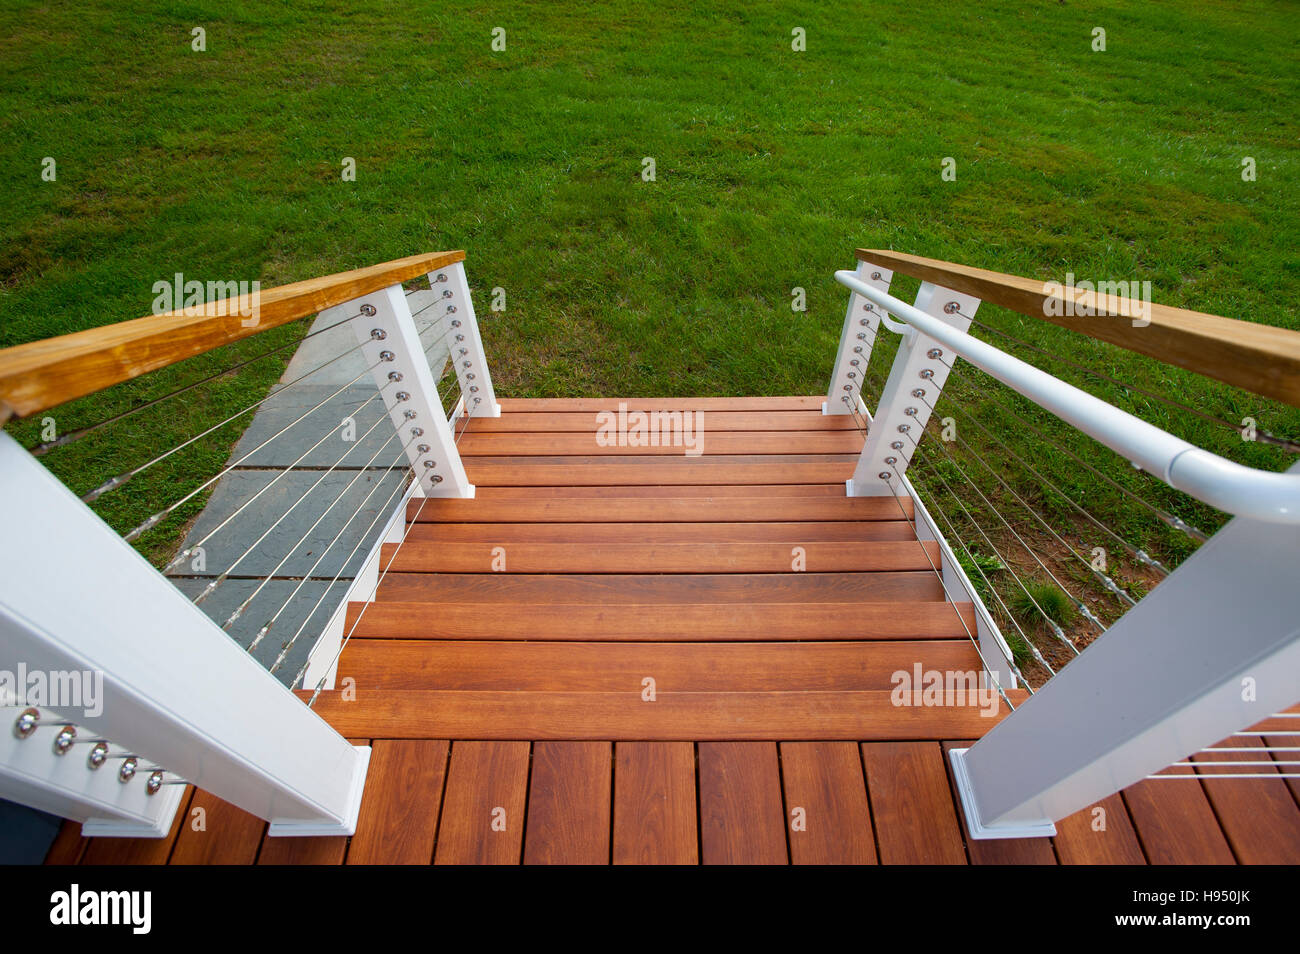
<box><xmin>0</xmin><ymin>432</ymin><xmax>371</xmax><ymax>837</ymax></box>
<box><xmin>950</xmin><ymin>468</ymin><xmax>1300</xmax><ymax>839</ymax></box>
<box><xmin>349</xmin><ymin>282</ymin><xmax>474</xmax><ymax>498</ymax></box>
<box><xmin>826</xmin><ymin>259</ymin><xmax>892</xmax><ymax>416</ymax></box>
<box><xmin>847</xmin><ymin>282</ymin><xmax>981</xmax><ymax>496</ymax></box>
<box><xmin>433</xmin><ymin>261</ymin><xmax>501</xmax><ymax>418</ymax></box>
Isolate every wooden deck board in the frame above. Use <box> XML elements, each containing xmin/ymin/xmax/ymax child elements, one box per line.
<box><xmin>1121</xmin><ymin>778</ymin><xmax>1236</xmax><ymax>864</ymax></box>
<box><xmin>377</xmin><ymin>571</ymin><xmax>945</xmax><ymax>604</ymax></box>
<box><xmin>380</xmin><ymin>540</ymin><xmax>942</xmax><ymax>574</ymax></box>
<box><xmin>409</xmin><ymin>495</ymin><xmax>912</xmax><ymax>523</ymax></box>
<box><xmin>338</xmin><ymin>640</ymin><xmax>983</xmax><ymax>691</ymax></box>
<box><xmin>462</xmin><ymin>410</ymin><xmax>861</xmax><ymax>432</ymax></box>
<box><xmin>1052</xmin><ymin>794</ymin><xmax>1147</xmax><ymax>865</ymax></box>
<box><xmin>612</xmin><ymin>742</ymin><xmax>698</xmax><ymax>864</ymax></box>
<box><xmin>1191</xmin><ymin>736</ymin><xmax>1300</xmax><ymax>864</ymax></box>
<box><xmin>780</xmin><ymin>742</ymin><xmax>877</xmax><ymax>864</ymax></box>
<box><xmin>458</xmin><ymin>430</ymin><xmax>864</xmax><ymax>456</ymax></box>
<box><xmin>405</xmin><ymin>519</ymin><xmax>917</xmax><ymax>542</ymax></box>
<box><xmin>169</xmin><ymin>790</ymin><xmax>265</xmax><ymax>865</ymax></box>
<box><xmin>343</xmin><ymin>601</ymin><xmax>977</xmax><ymax>641</ymax></box>
<box><xmin>699</xmin><ymin>742</ymin><xmax>787</xmax><ymax>864</ymax></box>
<box><xmin>496</xmin><ymin>396</ymin><xmax>826</xmax><ymax>412</ymax></box>
<box><xmin>433</xmin><ymin>741</ymin><xmax>531</xmax><ymax>865</ymax></box>
<box><xmin>860</xmin><ymin>743</ymin><xmax>966</xmax><ymax>864</ymax></box>
<box><xmin>523</xmin><ymin>742</ymin><xmax>612</xmax><ymax>865</ymax></box>
<box><xmin>347</xmin><ymin>740</ymin><xmax>449</xmax><ymax>865</ymax></box>
<box><xmin>462</xmin><ymin>455</ymin><xmax>858</xmax><ymax>486</ymax></box>
<box><xmin>302</xmin><ymin>689</ymin><xmax>1023</xmax><ymax>740</ymax></box>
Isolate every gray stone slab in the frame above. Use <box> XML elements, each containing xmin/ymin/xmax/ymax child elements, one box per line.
<box><xmin>169</xmin><ymin>578</ymin><xmax>352</xmax><ymax>687</ymax></box>
<box><xmin>170</xmin><ymin>468</ymin><xmax>409</xmax><ymax>579</ymax></box>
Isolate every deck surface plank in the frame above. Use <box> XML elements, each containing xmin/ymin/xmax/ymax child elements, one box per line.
<box><xmin>1121</xmin><ymin>778</ymin><xmax>1236</xmax><ymax>864</ymax></box>
<box><xmin>612</xmin><ymin>742</ymin><xmax>698</xmax><ymax>865</ymax></box>
<box><xmin>409</xmin><ymin>495</ymin><xmax>911</xmax><ymax>523</ymax></box>
<box><xmin>169</xmin><ymin>790</ymin><xmax>266</xmax><ymax>865</ymax></box>
<box><xmin>860</xmin><ymin>743</ymin><xmax>966</xmax><ymax>865</ymax></box>
<box><xmin>434</xmin><ymin>741</ymin><xmax>531</xmax><ymax>865</ymax></box>
<box><xmin>339</xmin><ymin>640</ymin><xmax>982</xmax><ymax>691</ymax></box>
<box><xmin>523</xmin><ymin>741</ymin><xmax>612</xmax><ymax>865</ymax></box>
<box><xmin>698</xmin><ymin>742</ymin><xmax>787</xmax><ymax>864</ymax></box>
<box><xmin>347</xmin><ymin>740</ymin><xmax>449</xmax><ymax>865</ymax></box>
<box><xmin>780</xmin><ymin>742</ymin><xmax>877</xmax><ymax>864</ymax></box>
<box><xmin>1191</xmin><ymin>735</ymin><xmax>1300</xmax><ymax>864</ymax></box>
<box><xmin>1052</xmin><ymin>794</ymin><xmax>1147</xmax><ymax>865</ymax></box>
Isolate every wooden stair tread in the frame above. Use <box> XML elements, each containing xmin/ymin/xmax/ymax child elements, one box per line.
<box><xmin>497</xmin><ymin>396</ymin><xmax>826</xmax><ymax>412</ymax></box>
<box><xmin>344</xmin><ymin>600</ymin><xmax>976</xmax><ymax>641</ymax></box>
<box><xmin>404</xmin><ymin>520</ymin><xmax>917</xmax><ymax>542</ymax></box>
<box><xmin>378</xmin><ymin>571</ymin><xmax>947</xmax><ymax>604</ymax></box>
<box><xmin>299</xmin><ymin>689</ymin><xmax>1025</xmax><ymax>740</ymax></box>
<box><xmin>461</xmin><ymin>410</ymin><xmax>862</xmax><ymax>432</ymax></box>
<box><xmin>337</xmin><ymin>639</ymin><xmax>984</xmax><ymax>690</ymax></box>
<box><xmin>462</xmin><ymin>455</ymin><xmax>857</xmax><ymax>486</ymax></box>
<box><xmin>379</xmin><ymin>540</ymin><xmax>942</xmax><ymax>573</ymax></box>
<box><xmin>457</xmin><ymin>430</ymin><xmax>863</xmax><ymax>456</ymax></box>
<box><xmin>409</xmin><ymin>494</ymin><xmax>912</xmax><ymax>523</ymax></box>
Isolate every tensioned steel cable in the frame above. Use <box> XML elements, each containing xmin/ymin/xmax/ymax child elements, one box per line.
<box><xmin>892</xmin><ymin>421</ymin><xmax>1066</xmax><ymax>668</ymax></box>
<box><xmin>189</xmin><ymin>405</ymin><xmax>394</xmax><ymax>606</ymax></box>
<box><xmin>913</xmin><ymin>471</ymin><xmax>1044</xmax><ymax>688</ymax></box>
<box><xmin>910</xmin><ymin>374</ymin><xmax>1164</xmax><ymax>586</ymax></box>
<box><xmin>129</xmin><ymin>358</ymin><xmax>384</xmax><ymax>545</ymax></box>
<box><xmin>955</xmin><ymin>308</ymin><xmax>1300</xmax><ymax>455</ymax></box>
<box><xmin>936</xmin><ymin>359</ymin><xmax>1210</xmax><ymax>543</ymax></box>
<box><xmin>907</xmin><ymin>385</ymin><xmax>1110</xmax><ymax>635</ymax></box>
<box><xmin>876</xmin><ymin>458</ymin><xmax>1024</xmax><ymax>706</ymax></box>
<box><xmin>306</xmin><ymin>413</ymin><xmax>479</xmax><ymax>706</ymax></box>
<box><xmin>221</xmin><ymin>414</ymin><xmax>414</xmax><ymax>633</ymax></box>
<box><xmin>83</xmin><ymin>341</ymin><xmax>377</xmax><ymax>504</ymax></box>
<box><xmin>27</xmin><ymin>309</ymin><xmax>369</xmax><ymax>457</ymax></box>
<box><xmin>269</xmin><ymin>442</ymin><xmax>425</xmax><ymax>674</ymax></box>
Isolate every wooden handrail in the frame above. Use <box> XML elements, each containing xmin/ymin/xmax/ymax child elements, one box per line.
<box><xmin>0</xmin><ymin>250</ymin><xmax>465</xmax><ymax>420</ymax></box>
<box><xmin>857</xmin><ymin>249</ymin><xmax>1300</xmax><ymax>408</ymax></box>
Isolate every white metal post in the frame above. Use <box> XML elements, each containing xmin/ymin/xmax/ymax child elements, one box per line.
<box><xmin>432</xmin><ymin>261</ymin><xmax>501</xmax><ymax>417</ymax></box>
<box><xmin>847</xmin><ymin>282</ymin><xmax>981</xmax><ymax>496</ymax></box>
<box><xmin>825</xmin><ymin>259</ymin><xmax>892</xmax><ymax>415</ymax></box>
<box><xmin>350</xmin><ymin>283</ymin><xmax>474</xmax><ymax>498</ymax></box>
<box><xmin>0</xmin><ymin>432</ymin><xmax>370</xmax><ymax>836</ymax></box>
<box><xmin>950</xmin><ymin>469</ymin><xmax>1300</xmax><ymax>839</ymax></box>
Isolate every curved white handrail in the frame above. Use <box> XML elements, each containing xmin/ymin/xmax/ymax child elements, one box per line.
<box><xmin>835</xmin><ymin>270</ymin><xmax>1300</xmax><ymax>525</ymax></box>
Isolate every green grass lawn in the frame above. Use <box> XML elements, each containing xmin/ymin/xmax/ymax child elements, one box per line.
<box><xmin>2</xmin><ymin>1</ymin><xmax>1297</xmax><ymax>668</ymax></box>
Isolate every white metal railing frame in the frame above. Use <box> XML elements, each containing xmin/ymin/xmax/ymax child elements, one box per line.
<box><xmin>830</xmin><ymin>261</ymin><xmax>1300</xmax><ymax>839</ymax></box>
<box><xmin>834</xmin><ymin>269</ymin><xmax>1300</xmax><ymax>524</ymax></box>
<box><xmin>0</xmin><ymin>260</ymin><xmax>498</xmax><ymax>838</ymax></box>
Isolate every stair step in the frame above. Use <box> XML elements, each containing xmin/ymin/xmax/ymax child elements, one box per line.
<box><xmin>462</xmin><ymin>455</ymin><xmax>857</xmax><ymax>487</ymax></box>
<box><xmin>461</xmin><ymin>410</ymin><xmax>862</xmax><ymax>433</ymax></box>
<box><xmin>457</xmin><ymin>430</ymin><xmax>864</xmax><ymax>456</ymax></box>
<box><xmin>300</xmin><ymin>689</ymin><xmax>1025</xmax><ymax>740</ymax></box>
<box><xmin>379</xmin><ymin>540</ymin><xmax>941</xmax><ymax>573</ymax></box>
<box><xmin>496</xmin><ymin>396</ymin><xmax>826</xmax><ymax>413</ymax></box>
<box><xmin>337</xmin><ymin>640</ymin><xmax>984</xmax><ymax>691</ymax></box>
<box><xmin>474</xmin><ymin>484</ymin><xmax>848</xmax><ymax>498</ymax></box>
<box><xmin>408</xmin><ymin>494</ymin><xmax>912</xmax><ymax>523</ymax></box>
<box><xmin>376</xmin><ymin>571</ymin><xmax>947</xmax><ymax>603</ymax></box>
<box><xmin>343</xmin><ymin>600</ymin><xmax>977</xmax><ymax>640</ymax></box>
<box><xmin>405</xmin><ymin>520</ymin><xmax>916</xmax><ymax>543</ymax></box>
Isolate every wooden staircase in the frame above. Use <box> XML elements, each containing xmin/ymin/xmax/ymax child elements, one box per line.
<box><xmin>299</xmin><ymin>396</ymin><xmax>1023</xmax><ymax>861</ymax></box>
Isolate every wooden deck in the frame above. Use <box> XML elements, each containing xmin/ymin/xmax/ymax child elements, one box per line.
<box><xmin>49</xmin><ymin>397</ymin><xmax>1300</xmax><ymax>864</ymax></box>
